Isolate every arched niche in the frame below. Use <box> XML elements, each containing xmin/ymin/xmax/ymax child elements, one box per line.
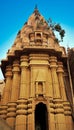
<box><xmin>35</xmin><ymin>102</ymin><xmax>49</xmax><ymax>130</ymax></box>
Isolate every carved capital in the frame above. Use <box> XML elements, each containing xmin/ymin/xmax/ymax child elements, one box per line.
<box><xmin>57</xmin><ymin>62</ymin><xmax>64</xmax><ymax>73</ymax></box>
<box><xmin>20</xmin><ymin>55</ymin><xmax>28</xmax><ymax>68</ymax></box>
<box><xmin>12</xmin><ymin>60</ymin><xmax>20</xmax><ymax>72</ymax></box>
<box><xmin>5</xmin><ymin>66</ymin><xmax>12</xmax><ymax>77</ymax></box>
<box><xmin>49</xmin><ymin>56</ymin><xmax>58</xmax><ymax>68</ymax></box>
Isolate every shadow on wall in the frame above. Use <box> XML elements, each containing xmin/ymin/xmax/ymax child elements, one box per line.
<box><xmin>0</xmin><ymin>118</ymin><xmax>12</xmax><ymax>130</ymax></box>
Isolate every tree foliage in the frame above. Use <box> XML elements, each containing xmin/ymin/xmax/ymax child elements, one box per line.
<box><xmin>47</xmin><ymin>18</ymin><xmax>65</xmax><ymax>42</ymax></box>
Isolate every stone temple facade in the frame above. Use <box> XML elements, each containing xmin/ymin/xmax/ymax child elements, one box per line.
<box><xmin>0</xmin><ymin>7</ymin><xmax>74</xmax><ymax>130</ymax></box>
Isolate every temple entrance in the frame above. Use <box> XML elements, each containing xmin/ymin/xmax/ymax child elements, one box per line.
<box><xmin>35</xmin><ymin>103</ymin><xmax>48</xmax><ymax>130</ymax></box>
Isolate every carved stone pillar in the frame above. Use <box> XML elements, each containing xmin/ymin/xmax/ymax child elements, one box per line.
<box><xmin>0</xmin><ymin>66</ymin><xmax>12</xmax><ymax>120</ymax></box>
<box><xmin>30</xmin><ymin>66</ymin><xmax>35</xmax><ymax>97</ymax></box>
<box><xmin>57</xmin><ymin>62</ymin><xmax>67</xmax><ymax>101</ymax></box>
<box><xmin>19</xmin><ymin>55</ymin><xmax>29</xmax><ymax>99</ymax></box>
<box><xmin>49</xmin><ymin>99</ymin><xmax>55</xmax><ymax>130</ymax></box>
<box><xmin>0</xmin><ymin>105</ymin><xmax>7</xmax><ymax>120</ymax></box>
<box><xmin>2</xmin><ymin>66</ymin><xmax>12</xmax><ymax>104</ymax></box>
<box><xmin>48</xmin><ymin>67</ymin><xmax>53</xmax><ymax>98</ymax></box>
<box><xmin>27</xmin><ymin>98</ymin><xmax>34</xmax><ymax>130</ymax></box>
<box><xmin>15</xmin><ymin>99</ymin><xmax>27</xmax><ymax>130</ymax></box>
<box><xmin>50</xmin><ymin>56</ymin><xmax>60</xmax><ymax>99</ymax></box>
<box><xmin>11</xmin><ymin>60</ymin><xmax>20</xmax><ymax>102</ymax></box>
<box><xmin>6</xmin><ymin>102</ymin><xmax>16</xmax><ymax>129</ymax></box>
<box><xmin>15</xmin><ymin>56</ymin><xmax>28</xmax><ymax>130</ymax></box>
<box><xmin>54</xmin><ymin>99</ymin><xmax>66</xmax><ymax>130</ymax></box>
<box><xmin>64</xmin><ymin>101</ymin><xmax>73</xmax><ymax>130</ymax></box>
<box><xmin>6</xmin><ymin>60</ymin><xmax>20</xmax><ymax>128</ymax></box>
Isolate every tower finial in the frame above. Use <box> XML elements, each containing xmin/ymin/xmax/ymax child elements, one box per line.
<box><xmin>34</xmin><ymin>5</ymin><xmax>40</xmax><ymax>16</ymax></box>
<box><xmin>35</xmin><ymin>4</ymin><xmax>38</xmax><ymax>10</ymax></box>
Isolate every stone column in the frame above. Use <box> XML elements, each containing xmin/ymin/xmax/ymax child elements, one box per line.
<box><xmin>2</xmin><ymin>66</ymin><xmax>12</xmax><ymax>104</ymax></box>
<box><xmin>49</xmin><ymin>99</ymin><xmax>55</xmax><ymax>130</ymax></box>
<box><xmin>27</xmin><ymin>98</ymin><xmax>34</xmax><ymax>130</ymax></box>
<box><xmin>15</xmin><ymin>99</ymin><xmax>27</xmax><ymax>130</ymax></box>
<box><xmin>47</xmin><ymin>67</ymin><xmax>53</xmax><ymax>98</ymax></box>
<box><xmin>0</xmin><ymin>105</ymin><xmax>7</xmax><ymax>120</ymax></box>
<box><xmin>30</xmin><ymin>66</ymin><xmax>35</xmax><ymax>98</ymax></box>
<box><xmin>19</xmin><ymin>55</ymin><xmax>29</xmax><ymax>99</ymax></box>
<box><xmin>54</xmin><ymin>99</ymin><xmax>66</xmax><ymax>130</ymax></box>
<box><xmin>15</xmin><ymin>55</ymin><xmax>29</xmax><ymax>130</ymax></box>
<box><xmin>6</xmin><ymin>60</ymin><xmax>20</xmax><ymax>129</ymax></box>
<box><xmin>0</xmin><ymin>66</ymin><xmax>12</xmax><ymax>120</ymax></box>
<box><xmin>11</xmin><ymin>60</ymin><xmax>20</xmax><ymax>102</ymax></box>
<box><xmin>62</xmin><ymin>69</ymin><xmax>73</xmax><ymax>130</ymax></box>
<box><xmin>64</xmin><ymin>101</ymin><xmax>74</xmax><ymax>130</ymax></box>
<box><xmin>43</xmin><ymin>82</ymin><xmax>45</xmax><ymax>96</ymax></box>
<box><xmin>57</xmin><ymin>62</ymin><xmax>67</xmax><ymax>101</ymax></box>
<box><xmin>50</xmin><ymin>56</ymin><xmax>60</xmax><ymax>99</ymax></box>
<box><xmin>35</xmin><ymin>82</ymin><xmax>38</xmax><ymax>97</ymax></box>
<box><xmin>6</xmin><ymin>102</ymin><xmax>16</xmax><ymax>129</ymax></box>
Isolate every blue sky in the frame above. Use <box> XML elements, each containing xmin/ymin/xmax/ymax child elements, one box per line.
<box><xmin>0</xmin><ymin>0</ymin><xmax>74</xmax><ymax>79</ymax></box>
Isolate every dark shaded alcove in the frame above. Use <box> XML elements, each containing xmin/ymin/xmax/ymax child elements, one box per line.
<box><xmin>35</xmin><ymin>103</ymin><xmax>48</xmax><ymax>130</ymax></box>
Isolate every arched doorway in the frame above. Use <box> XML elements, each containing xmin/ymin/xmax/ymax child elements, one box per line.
<box><xmin>35</xmin><ymin>103</ymin><xmax>48</xmax><ymax>130</ymax></box>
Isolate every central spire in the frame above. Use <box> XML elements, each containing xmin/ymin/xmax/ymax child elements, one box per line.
<box><xmin>5</xmin><ymin>7</ymin><xmax>62</xmax><ymax>59</ymax></box>
<box><xmin>35</xmin><ymin>4</ymin><xmax>38</xmax><ymax>10</ymax></box>
<box><xmin>33</xmin><ymin>5</ymin><xmax>40</xmax><ymax>16</ymax></box>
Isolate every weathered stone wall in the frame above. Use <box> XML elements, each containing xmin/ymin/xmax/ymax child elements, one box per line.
<box><xmin>0</xmin><ymin>118</ymin><xmax>12</xmax><ymax>130</ymax></box>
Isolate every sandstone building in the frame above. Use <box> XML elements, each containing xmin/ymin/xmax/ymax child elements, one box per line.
<box><xmin>0</xmin><ymin>7</ymin><xmax>74</xmax><ymax>130</ymax></box>
<box><xmin>68</xmin><ymin>48</ymin><xmax>74</xmax><ymax>115</ymax></box>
